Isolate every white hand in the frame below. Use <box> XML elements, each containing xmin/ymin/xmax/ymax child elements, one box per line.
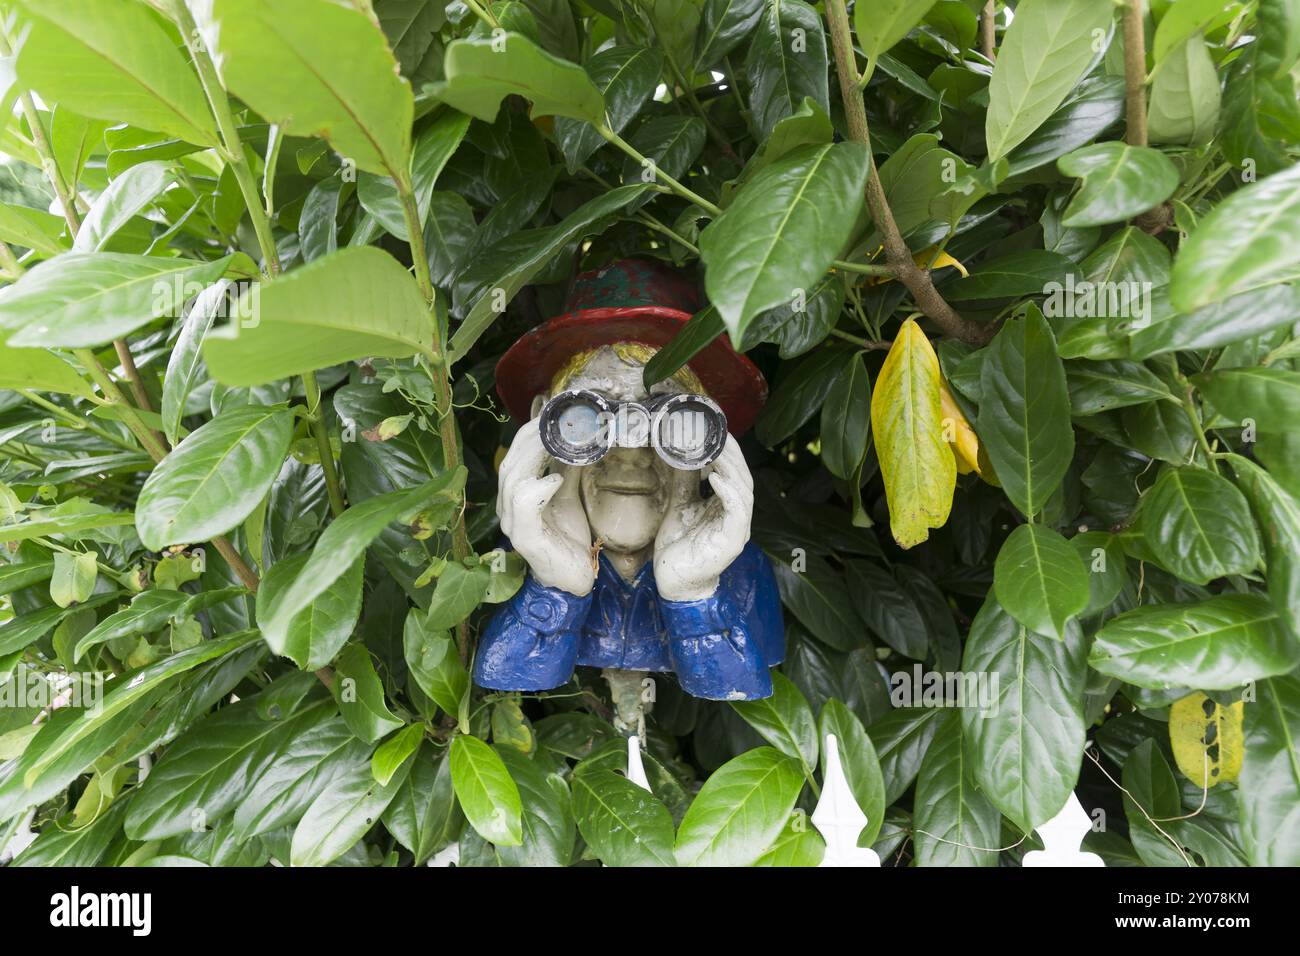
<box><xmin>653</xmin><ymin>435</ymin><xmax>754</xmax><ymax>602</ymax></box>
<box><xmin>497</xmin><ymin>419</ymin><xmax>595</xmax><ymax>597</ymax></box>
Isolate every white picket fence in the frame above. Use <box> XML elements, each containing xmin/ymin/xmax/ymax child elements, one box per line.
<box><xmin>426</xmin><ymin>732</ymin><xmax>1104</xmax><ymax>868</ymax></box>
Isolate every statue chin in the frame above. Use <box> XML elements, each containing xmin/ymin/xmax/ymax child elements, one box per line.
<box><xmin>583</xmin><ymin>489</ymin><xmax>665</xmax><ymax>553</ymax></box>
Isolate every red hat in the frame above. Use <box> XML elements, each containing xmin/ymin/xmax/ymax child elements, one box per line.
<box><xmin>494</xmin><ymin>259</ymin><xmax>768</xmax><ymax>435</ymax></box>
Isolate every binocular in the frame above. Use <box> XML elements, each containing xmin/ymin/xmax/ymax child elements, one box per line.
<box><xmin>538</xmin><ymin>389</ymin><xmax>727</xmax><ymax>471</ymax></box>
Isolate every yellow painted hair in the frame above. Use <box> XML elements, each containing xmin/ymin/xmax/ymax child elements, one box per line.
<box><xmin>549</xmin><ymin>342</ymin><xmax>706</xmax><ymax>396</ymax></box>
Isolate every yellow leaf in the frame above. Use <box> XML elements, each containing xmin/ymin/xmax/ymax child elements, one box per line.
<box><xmin>940</xmin><ymin>378</ymin><xmax>981</xmax><ymax>475</ymax></box>
<box><xmin>1169</xmin><ymin>692</ymin><xmax>1244</xmax><ymax>788</ymax></box>
<box><xmin>870</xmin><ymin>319</ymin><xmax>955</xmax><ymax>548</ymax></box>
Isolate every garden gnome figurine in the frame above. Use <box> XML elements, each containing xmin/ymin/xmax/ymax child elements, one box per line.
<box><xmin>475</xmin><ymin>259</ymin><xmax>784</xmax><ymax>703</ymax></box>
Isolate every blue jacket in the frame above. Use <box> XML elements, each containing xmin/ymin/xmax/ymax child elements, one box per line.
<box><xmin>473</xmin><ymin>541</ymin><xmax>784</xmax><ymax>700</ymax></box>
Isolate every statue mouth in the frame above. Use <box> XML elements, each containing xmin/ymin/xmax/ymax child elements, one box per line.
<box><xmin>594</xmin><ymin>476</ymin><xmax>660</xmax><ymax>495</ymax></box>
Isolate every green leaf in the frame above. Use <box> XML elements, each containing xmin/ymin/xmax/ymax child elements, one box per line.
<box><xmin>1239</xmin><ymin>672</ymin><xmax>1300</xmax><ymax>866</ymax></box>
<box><xmin>0</xmin><ymin>202</ymin><xmax>68</xmax><ymax>256</ymax></box>
<box><xmin>261</xmin><ymin>471</ymin><xmax>464</xmax><ymax>648</ymax></box>
<box><xmin>960</xmin><ymin>597</ymin><xmax>1088</xmax><ymax>833</ymax></box>
<box><xmin>1193</xmin><ymin>366</ymin><xmax>1300</xmax><ymax>436</ymax></box>
<box><xmin>820</xmin><ymin>351</ymin><xmax>871</xmax><ymax>481</ymax></box>
<box><xmin>573</xmin><ymin>769</ymin><xmax>676</xmax><ymax>866</ymax></box>
<box><xmin>11</xmin><ymin>800</ymin><xmax>129</xmax><ymax>868</ymax></box>
<box><xmin>15</xmin><ymin>0</ymin><xmax>218</xmax><ymax>147</ymax></box>
<box><xmin>1072</xmin><ymin>530</ymin><xmax>1128</xmax><ymax>616</ymax></box>
<box><xmin>868</xmin><ymin>706</ymin><xmax>948</xmax><ymax>804</ymax></box>
<box><xmin>1065</xmin><ymin>358</ymin><xmax>1177</xmax><ymax>414</ymax></box>
<box><xmin>74</xmin><ymin>161</ymin><xmax>173</xmax><ymax>253</ymax></box>
<box><xmin>871</xmin><ymin>318</ymin><xmax>954</xmax><ymax>548</ymax></box>
<box><xmin>125</xmin><ymin>693</ymin><xmax>332</xmax><ymax>841</ymax></box>
<box><xmin>203</xmin><ymin>247</ymin><xmax>434</xmax><ymax>386</ymax></box>
<box><xmin>403</xmin><ymin>609</ymin><xmax>469</xmax><ymax>721</ymax></box>
<box><xmin>876</xmin><ymin>133</ymin><xmax>968</xmax><ymax>241</ymax></box>
<box><xmin>22</xmin><ymin>631</ymin><xmax>261</xmax><ymax>789</ymax></box>
<box><xmin>846</xmin><ymin>561</ymin><xmax>928</xmax><ymax>659</ymax></box>
<box><xmin>73</xmin><ymin>587</ymin><xmax>241</xmax><ymax>663</ymax></box>
<box><xmin>136</xmin><ymin>404</ymin><xmax>292</xmax><ymax>550</ymax></box>
<box><xmin>50</xmin><ymin>551</ymin><xmax>96</xmax><ymax>609</ymax></box>
<box><xmin>912</xmin><ymin>711</ymin><xmax>1000</xmax><ymax>866</ymax></box>
<box><xmin>993</xmin><ymin>523</ymin><xmax>1090</xmax><ymax>640</ymax></box>
<box><xmin>354</xmin><ymin>111</ymin><xmax>472</xmax><ymax>241</ymax></box>
<box><xmin>333</xmin><ymin>643</ymin><xmax>404</xmax><ymax>744</ymax></box>
<box><xmin>977</xmin><ymin>304</ymin><xmax>1074</xmax><ymax>518</ymax></box>
<box><xmin>0</xmin><ymin>594</ymin><xmax>114</xmax><ymax>657</ymax></box>
<box><xmin>1148</xmin><ymin>33</ymin><xmax>1221</xmax><ymax>147</ymax></box>
<box><xmin>0</xmin><ymin>559</ymin><xmax>54</xmax><ymax>598</ymax></box>
<box><xmin>740</xmin><ymin>270</ymin><xmax>844</xmax><ymax>359</ymax></box>
<box><xmin>984</xmin><ymin>0</ymin><xmax>1117</xmax><ymax>161</ymax></box>
<box><xmin>1122</xmin><ymin>739</ymin><xmax>1187</xmax><ymax>866</ymax></box>
<box><xmin>694</xmin><ymin>0</ymin><xmax>765</xmax><ymax>72</ymax></box>
<box><xmin>1057</xmin><ymin>142</ymin><xmax>1180</xmax><ymax>227</ymax></box>
<box><xmin>0</xmin><ymin>253</ymin><xmax>237</xmax><ymax>349</ymax></box>
<box><xmin>256</xmin><ymin>553</ymin><xmax>364</xmax><ymax>670</ymax></box>
<box><xmin>426</xmin><ymin>561</ymin><xmax>490</xmax><ymax>629</ymax></box>
<box><xmin>674</xmin><ymin>746</ymin><xmax>805</xmax><ymax>866</ymax></box>
<box><xmin>0</xmin><ymin>342</ymin><xmax>95</xmax><ymax>399</ymax></box>
<box><xmin>770</xmin><ymin>554</ymin><xmax>865</xmax><ymax>652</ymax></box>
<box><xmin>0</xmin><ymin>509</ymin><xmax>135</xmax><ymax>546</ymax></box>
<box><xmin>700</xmin><ymin>142</ymin><xmax>868</xmax><ymax>339</ymax></box>
<box><xmin>1228</xmin><ymin>455</ymin><xmax>1300</xmax><ymax>641</ymax></box>
<box><xmin>1089</xmin><ymin>594</ymin><xmax>1298</xmax><ymax>690</ymax></box>
<box><xmin>817</xmin><ymin>699</ymin><xmax>885</xmax><ymax>846</ymax></box>
<box><xmin>854</xmin><ymin>0</ymin><xmax>939</xmax><ymax>67</ymax></box>
<box><xmin>642</xmin><ymin>306</ymin><xmax>723</xmax><ymax>388</ymax></box>
<box><xmin>1139</xmin><ymin>466</ymin><xmax>1262</xmax><ymax>585</ymax></box>
<box><xmin>160</xmin><ymin>280</ymin><xmax>226</xmax><ymax>446</ymax></box>
<box><xmin>493</xmin><ymin>747</ymin><xmax>574</xmax><ymax>866</ymax></box>
<box><xmin>290</xmin><ymin>747</ymin><xmax>415</xmax><ymax>866</ymax></box>
<box><xmin>372</xmin><ymin>723</ymin><xmax>425</xmax><ymax>786</ymax></box>
<box><xmin>745</xmin><ymin>0</ymin><xmax>829</xmax><ymax>140</ymax></box>
<box><xmin>449</xmin><ymin>735</ymin><xmax>524</xmax><ymax>846</ymax></box>
<box><xmin>448</xmin><ymin>185</ymin><xmax>649</xmax><ymax>361</ymax></box>
<box><xmin>1004</xmin><ymin>75</ymin><xmax>1126</xmax><ymax>177</ymax></box>
<box><xmin>382</xmin><ymin>744</ymin><xmax>463</xmax><ymax>864</ymax></box>
<box><xmin>1130</xmin><ymin>284</ymin><xmax>1300</xmax><ymax>359</ymax></box>
<box><xmin>423</xmin><ymin>191</ymin><xmax>477</xmax><ymax>288</ymax></box>
<box><xmin>232</xmin><ymin>715</ymin><xmax>371</xmax><ymax>840</ymax></box>
<box><xmin>202</xmin><ymin>0</ymin><xmax>412</xmax><ymax>176</ymax></box>
<box><xmin>555</xmin><ymin>46</ymin><xmax>663</xmax><ymax>173</ymax></box>
<box><xmin>435</xmin><ymin>32</ymin><xmax>604</xmax><ymax>124</ymax></box>
<box><xmin>1152</xmin><ymin>0</ymin><xmax>1227</xmax><ymax>64</ymax></box>
<box><xmin>754</xmin><ymin>346</ymin><xmax>851</xmax><ymax>446</ymax></box>
<box><xmin>731</xmin><ymin>672</ymin><xmax>818</xmax><ymax>775</ymax></box>
<box><xmin>621</xmin><ymin>115</ymin><xmax>707</xmax><ymax>209</ymax></box>
<box><xmin>1170</xmin><ymin>163</ymin><xmax>1300</xmax><ymax>312</ymax></box>
<box><xmin>944</xmin><ymin>249</ymin><xmax>1074</xmax><ymax>301</ymax></box>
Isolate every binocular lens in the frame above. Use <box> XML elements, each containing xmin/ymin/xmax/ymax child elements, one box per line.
<box><xmin>652</xmin><ymin>395</ymin><xmax>725</xmax><ymax>470</ymax></box>
<box><xmin>538</xmin><ymin>389</ymin><xmax>726</xmax><ymax>470</ymax></box>
<box><xmin>539</xmin><ymin>389</ymin><xmax>611</xmax><ymax>466</ymax></box>
<box><xmin>556</xmin><ymin>402</ymin><xmax>601</xmax><ymax>445</ymax></box>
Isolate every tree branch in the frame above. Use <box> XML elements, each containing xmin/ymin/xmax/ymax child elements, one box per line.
<box><xmin>1123</xmin><ymin>0</ymin><xmax>1148</xmax><ymax>147</ymax></box>
<box><xmin>980</xmin><ymin>1</ymin><xmax>997</xmax><ymax>61</ymax></box>
<box><xmin>825</xmin><ymin>0</ymin><xmax>991</xmax><ymax>345</ymax></box>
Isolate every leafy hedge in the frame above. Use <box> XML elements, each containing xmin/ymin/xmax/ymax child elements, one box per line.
<box><xmin>0</xmin><ymin>0</ymin><xmax>1297</xmax><ymax>867</ymax></box>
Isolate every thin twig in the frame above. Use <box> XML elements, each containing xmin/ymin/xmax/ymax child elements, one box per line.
<box><xmin>824</xmin><ymin>0</ymin><xmax>991</xmax><ymax>345</ymax></box>
<box><xmin>1122</xmin><ymin>0</ymin><xmax>1148</xmax><ymax>147</ymax></box>
<box><xmin>980</xmin><ymin>1</ymin><xmax>997</xmax><ymax>61</ymax></box>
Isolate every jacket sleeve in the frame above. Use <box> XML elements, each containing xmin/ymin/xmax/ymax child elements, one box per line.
<box><xmin>472</xmin><ymin>573</ymin><xmax>593</xmax><ymax>692</ymax></box>
<box><xmin>660</xmin><ymin>544</ymin><xmax>784</xmax><ymax>701</ymax></box>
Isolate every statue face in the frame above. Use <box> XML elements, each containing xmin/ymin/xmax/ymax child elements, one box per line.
<box><xmin>560</xmin><ymin>347</ymin><xmax>683</xmax><ymax>553</ymax></box>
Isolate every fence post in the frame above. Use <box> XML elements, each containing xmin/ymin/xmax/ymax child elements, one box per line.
<box><xmin>812</xmin><ymin>734</ymin><xmax>881</xmax><ymax>867</ymax></box>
